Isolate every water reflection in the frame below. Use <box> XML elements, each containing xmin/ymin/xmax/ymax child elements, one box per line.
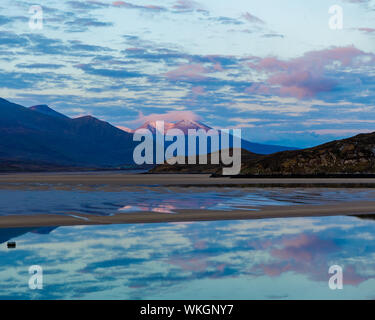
<box><xmin>0</xmin><ymin>215</ymin><xmax>375</xmax><ymax>299</ymax></box>
<box><xmin>0</xmin><ymin>188</ymin><xmax>374</xmax><ymax>216</ymax></box>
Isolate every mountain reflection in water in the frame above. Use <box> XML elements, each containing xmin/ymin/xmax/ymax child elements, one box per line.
<box><xmin>0</xmin><ymin>215</ymin><xmax>374</xmax><ymax>299</ymax></box>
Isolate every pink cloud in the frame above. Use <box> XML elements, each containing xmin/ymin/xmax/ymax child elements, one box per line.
<box><xmin>260</xmin><ymin>263</ymin><xmax>292</xmax><ymax>277</ymax></box>
<box><xmin>358</xmin><ymin>27</ymin><xmax>375</xmax><ymax>34</ymax></box>
<box><xmin>130</xmin><ymin>110</ymin><xmax>201</xmax><ymax>125</ymax></box>
<box><xmin>270</xmin><ymin>234</ymin><xmax>337</xmax><ymax>264</ymax></box>
<box><xmin>269</xmin><ymin>71</ymin><xmax>336</xmax><ymax>99</ymax></box>
<box><xmin>253</xmin><ymin>233</ymin><xmax>371</xmax><ymax>287</ymax></box>
<box><xmin>253</xmin><ymin>57</ymin><xmax>288</xmax><ymax>72</ymax></box>
<box><xmin>116</xmin><ymin>125</ymin><xmax>134</xmax><ymax>133</ymax></box>
<box><xmin>246</xmin><ymin>46</ymin><xmax>375</xmax><ymax>99</ymax></box>
<box><xmin>170</xmin><ymin>257</ymin><xmax>208</xmax><ymax>272</ymax></box>
<box><xmin>164</xmin><ymin>58</ymin><xmax>224</xmax><ymax>82</ymax></box>
<box><xmin>173</xmin><ymin>0</ymin><xmax>200</xmax><ymax>11</ymax></box>
<box><xmin>250</xmin><ymin>233</ymin><xmax>370</xmax><ymax>286</ymax></box>
<box><xmin>144</xmin><ymin>5</ymin><xmax>165</xmax><ymax>11</ymax></box>
<box><xmin>343</xmin><ymin>265</ymin><xmax>368</xmax><ymax>286</ymax></box>
<box><xmin>253</xmin><ymin>46</ymin><xmax>367</xmax><ymax>73</ymax></box>
<box><xmin>213</xmin><ymin>62</ymin><xmax>223</xmax><ymax>71</ymax></box>
<box><xmin>112</xmin><ymin>1</ymin><xmax>131</xmax><ymax>7</ymax></box>
<box><xmin>191</xmin><ymin>86</ymin><xmax>206</xmax><ymax>96</ymax></box>
<box><xmin>164</xmin><ymin>64</ymin><xmax>209</xmax><ymax>81</ymax></box>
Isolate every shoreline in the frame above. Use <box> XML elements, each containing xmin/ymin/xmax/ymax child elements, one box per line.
<box><xmin>2</xmin><ymin>173</ymin><xmax>375</xmax><ymax>188</ymax></box>
<box><xmin>0</xmin><ymin>201</ymin><xmax>375</xmax><ymax>229</ymax></box>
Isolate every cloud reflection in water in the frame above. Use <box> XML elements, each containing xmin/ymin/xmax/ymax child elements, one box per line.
<box><xmin>0</xmin><ymin>215</ymin><xmax>374</xmax><ymax>299</ymax></box>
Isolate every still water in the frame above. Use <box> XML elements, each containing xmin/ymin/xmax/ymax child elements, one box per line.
<box><xmin>0</xmin><ymin>187</ymin><xmax>374</xmax><ymax>215</ymax></box>
<box><xmin>0</xmin><ymin>215</ymin><xmax>375</xmax><ymax>299</ymax></box>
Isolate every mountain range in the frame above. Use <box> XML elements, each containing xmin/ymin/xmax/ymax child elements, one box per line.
<box><xmin>0</xmin><ymin>97</ymin><xmax>295</xmax><ymax>172</ymax></box>
<box><xmin>0</xmin><ymin>98</ymin><xmax>136</xmax><ymax>170</ymax></box>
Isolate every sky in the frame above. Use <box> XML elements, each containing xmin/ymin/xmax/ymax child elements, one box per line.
<box><xmin>1</xmin><ymin>0</ymin><xmax>375</xmax><ymax>148</ymax></box>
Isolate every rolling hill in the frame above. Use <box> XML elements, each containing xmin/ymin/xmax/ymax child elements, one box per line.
<box><xmin>150</xmin><ymin>132</ymin><xmax>375</xmax><ymax>176</ymax></box>
<box><xmin>239</xmin><ymin>132</ymin><xmax>375</xmax><ymax>175</ymax></box>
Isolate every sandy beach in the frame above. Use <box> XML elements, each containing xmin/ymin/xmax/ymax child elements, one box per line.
<box><xmin>0</xmin><ymin>200</ymin><xmax>374</xmax><ymax>229</ymax></box>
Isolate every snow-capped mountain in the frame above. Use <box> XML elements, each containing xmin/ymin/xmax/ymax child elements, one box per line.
<box><xmin>133</xmin><ymin>119</ymin><xmax>211</xmax><ymax>134</ymax></box>
<box><xmin>136</xmin><ymin>121</ymin><xmax>176</xmax><ymax>134</ymax></box>
<box><xmin>173</xmin><ymin>120</ymin><xmax>211</xmax><ymax>134</ymax></box>
<box><xmin>125</xmin><ymin>119</ymin><xmax>297</xmax><ymax>154</ymax></box>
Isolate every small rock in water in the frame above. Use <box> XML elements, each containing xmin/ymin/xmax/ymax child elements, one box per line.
<box><xmin>7</xmin><ymin>242</ymin><xmax>16</xmax><ymax>249</ymax></box>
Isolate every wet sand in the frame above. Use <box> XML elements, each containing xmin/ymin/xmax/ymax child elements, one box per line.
<box><xmin>0</xmin><ymin>201</ymin><xmax>374</xmax><ymax>229</ymax></box>
<box><xmin>2</xmin><ymin>173</ymin><xmax>375</xmax><ymax>188</ymax></box>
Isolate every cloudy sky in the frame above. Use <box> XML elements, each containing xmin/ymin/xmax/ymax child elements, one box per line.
<box><xmin>1</xmin><ymin>0</ymin><xmax>375</xmax><ymax>147</ymax></box>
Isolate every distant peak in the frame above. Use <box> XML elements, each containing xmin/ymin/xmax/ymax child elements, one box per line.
<box><xmin>176</xmin><ymin>119</ymin><xmax>197</xmax><ymax>124</ymax></box>
<box><xmin>29</xmin><ymin>104</ymin><xmax>69</xmax><ymax>119</ymax></box>
<box><xmin>136</xmin><ymin>119</ymin><xmax>211</xmax><ymax>134</ymax></box>
<box><xmin>138</xmin><ymin>121</ymin><xmax>174</xmax><ymax>133</ymax></box>
<box><xmin>74</xmin><ymin>115</ymin><xmax>99</xmax><ymax>121</ymax></box>
<box><xmin>174</xmin><ymin>119</ymin><xmax>211</xmax><ymax>131</ymax></box>
<box><xmin>143</xmin><ymin>120</ymin><xmax>173</xmax><ymax>126</ymax></box>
